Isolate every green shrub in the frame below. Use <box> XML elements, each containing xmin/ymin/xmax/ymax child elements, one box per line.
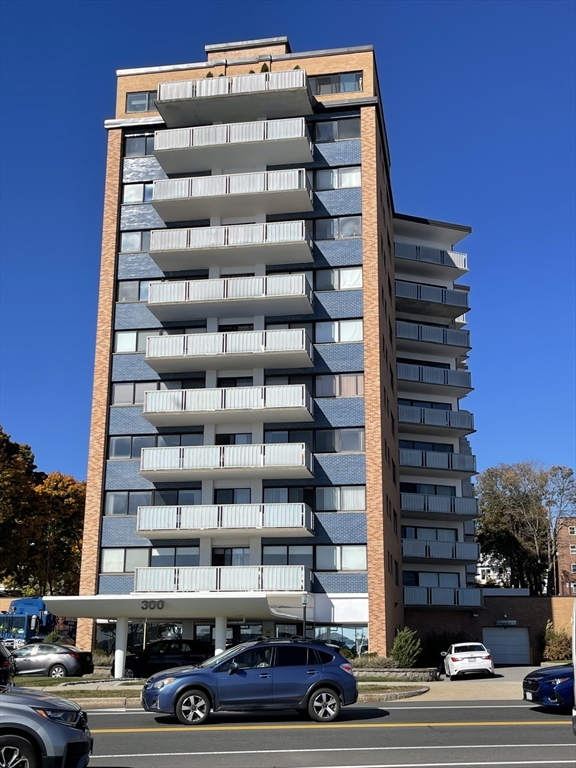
<box><xmin>390</xmin><ymin>627</ymin><xmax>422</xmax><ymax>668</ymax></box>
<box><xmin>351</xmin><ymin>654</ymin><xmax>397</xmax><ymax>669</ymax></box>
<box><xmin>43</xmin><ymin>630</ymin><xmax>63</xmax><ymax>644</ymax></box>
<box><xmin>339</xmin><ymin>647</ymin><xmax>354</xmax><ymax>660</ymax></box>
<box><xmin>543</xmin><ymin>620</ymin><xmax>572</xmax><ymax>661</ymax></box>
<box><xmin>92</xmin><ymin>649</ymin><xmax>115</xmax><ymax>666</ymax></box>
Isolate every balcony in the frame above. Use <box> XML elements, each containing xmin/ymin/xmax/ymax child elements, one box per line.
<box><xmin>152</xmin><ymin>169</ymin><xmax>313</xmax><ymax>222</ymax></box>
<box><xmin>398</xmin><ymin>406</ymin><xmax>474</xmax><ymax>437</ymax></box>
<box><xmin>134</xmin><ymin>565</ymin><xmax>312</xmax><ymax>593</ymax></box>
<box><xmin>395</xmin><ymin>280</ymin><xmax>469</xmax><ymax>319</ymax></box>
<box><xmin>149</xmin><ymin>221</ymin><xmax>313</xmax><ymax>271</ymax></box>
<box><xmin>147</xmin><ymin>274</ymin><xmax>313</xmax><ymax>322</ymax></box>
<box><xmin>145</xmin><ymin>329</ymin><xmax>313</xmax><ymax>373</ymax></box>
<box><xmin>140</xmin><ymin>443</ymin><xmax>314</xmax><ymax>481</ymax></box>
<box><xmin>136</xmin><ymin>503</ymin><xmax>314</xmax><ymax>539</ymax></box>
<box><xmin>397</xmin><ymin>363</ymin><xmax>472</xmax><ymax>397</ymax></box>
<box><xmin>396</xmin><ymin>322</ymin><xmax>470</xmax><ymax>356</ymax></box>
<box><xmin>154</xmin><ymin>118</ymin><xmax>313</xmax><ymax>175</ymax></box>
<box><xmin>404</xmin><ymin>586</ymin><xmax>483</xmax><ymax>608</ymax></box>
<box><xmin>400</xmin><ymin>449</ymin><xmax>477</xmax><ymax>478</ymax></box>
<box><xmin>401</xmin><ymin>493</ymin><xmax>478</xmax><ymax>521</ymax></box>
<box><xmin>155</xmin><ymin>69</ymin><xmax>314</xmax><ymax>128</ymax></box>
<box><xmin>394</xmin><ymin>242</ymin><xmax>468</xmax><ymax>279</ymax></box>
<box><xmin>142</xmin><ymin>385</ymin><xmax>313</xmax><ymax>426</ymax></box>
<box><xmin>402</xmin><ymin>539</ymin><xmax>480</xmax><ymax>563</ymax></box>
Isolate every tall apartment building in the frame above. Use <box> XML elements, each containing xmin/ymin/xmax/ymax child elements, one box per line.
<box><xmin>555</xmin><ymin>518</ymin><xmax>576</xmax><ymax>596</ymax></box>
<box><xmin>45</xmin><ymin>36</ymin><xmax>480</xmax><ymax>673</ymax></box>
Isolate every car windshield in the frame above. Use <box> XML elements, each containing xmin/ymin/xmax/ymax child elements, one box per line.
<box><xmin>454</xmin><ymin>644</ymin><xmax>485</xmax><ymax>653</ymax></box>
<box><xmin>198</xmin><ymin>643</ymin><xmax>247</xmax><ymax>668</ymax></box>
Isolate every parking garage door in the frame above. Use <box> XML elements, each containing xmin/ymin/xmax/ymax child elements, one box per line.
<box><xmin>482</xmin><ymin>627</ymin><xmax>531</xmax><ymax>665</ymax></box>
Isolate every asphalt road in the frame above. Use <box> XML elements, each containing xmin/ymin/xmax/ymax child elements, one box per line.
<box><xmin>86</xmin><ymin>700</ymin><xmax>575</xmax><ymax>768</ymax></box>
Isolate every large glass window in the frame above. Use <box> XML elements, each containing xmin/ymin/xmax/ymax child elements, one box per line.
<box><xmin>214</xmin><ymin>488</ymin><xmax>251</xmax><ymax>504</ymax></box>
<box><xmin>212</xmin><ymin>547</ymin><xmax>250</xmax><ymax>566</ymax></box>
<box><xmin>101</xmin><ymin>548</ymin><xmax>149</xmax><ymax>573</ymax></box>
<box><xmin>125</xmin><ymin>135</ymin><xmax>154</xmax><ymax>157</ymax></box>
<box><xmin>403</xmin><ymin>571</ymin><xmax>460</xmax><ymax>588</ymax></box>
<box><xmin>314</xmin><ymin>118</ymin><xmax>361</xmax><ymax>142</ymax></box>
<box><xmin>315</xmin><ymin>267</ymin><xmax>362</xmax><ymax>291</ymax></box>
<box><xmin>315</xmin><ymin>486</ymin><xmax>366</xmax><ymax>511</ymax></box>
<box><xmin>309</xmin><ymin>72</ymin><xmax>363</xmax><ymax>95</ymax></box>
<box><xmin>126</xmin><ymin>91</ymin><xmax>157</xmax><ymax>113</ymax></box>
<box><xmin>314</xmin><ymin>167</ymin><xmax>361</xmax><ymax>190</ymax></box>
<box><xmin>315</xmin><ymin>319</ymin><xmax>363</xmax><ymax>343</ymax></box>
<box><xmin>122</xmin><ymin>183</ymin><xmax>153</xmax><ymax>204</ymax></box>
<box><xmin>108</xmin><ymin>433</ymin><xmax>202</xmax><ymax>459</ymax></box>
<box><xmin>399</xmin><ymin>439</ymin><xmax>453</xmax><ymax>453</ymax></box>
<box><xmin>314</xmin><ymin>216</ymin><xmax>361</xmax><ymax>240</ymax></box>
<box><xmin>119</xmin><ymin>231</ymin><xmax>151</xmax><ymax>253</ymax></box>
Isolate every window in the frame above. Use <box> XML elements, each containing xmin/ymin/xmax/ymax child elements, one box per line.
<box><xmin>309</xmin><ymin>72</ymin><xmax>363</xmax><ymax>95</ymax></box>
<box><xmin>314</xmin><ymin>166</ymin><xmax>361</xmax><ymax>190</ymax></box>
<box><xmin>274</xmin><ymin>646</ymin><xmax>310</xmax><ymax>666</ymax></box>
<box><xmin>315</xmin><ymin>319</ymin><xmax>363</xmax><ymax>343</ymax></box>
<box><xmin>217</xmin><ymin>376</ymin><xmax>253</xmax><ymax>388</ymax></box>
<box><xmin>114</xmin><ymin>327</ymin><xmax>206</xmax><ymax>354</ymax></box>
<box><xmin>569</xmin><ymin>526</ymin><xmax>576</xmax><ymax>535</ymax></box>
<box><xmin>402</xmin><ymin>571</ymin><xmax>460</xmax><ymax>588</ymax></box>
<box><xmin>263</xmin><ymin>486</ymin><xmax>314</xmax><ymax>506</ymax></box>
<box><xmin>119</xmin><ymin>231</ymin><xmax>151</xmax><ymax>253</ymax></box>
<box><xmin>400</xmin><ymin>482</ymin><xmax>456</xmax><ymax>496</ymax></box>
<box><xmin>150</xmin><ymin>547</ymin><xmax>199</xmax><ymax>567</ymax></box>
<box><xmin>212</xmin><ymin>547</ymin><xmax>250</xmax><ymax>566</ymax></box>
<box><xmin>122</xmin><ymin>183</ymin><xmax>153</xmax><ymax>204</ymax></box>
<box><xmin>108</xmin><ymin>433</ymin><xmax>203</xmax><ymax>459</ymax></box>
<box><xmin>398</xmin><ymin>398</ymin><xmax>452</xmax><ymax>411</ymax></box>
<box><xmin>125</xmin><ymin>134</ymin><xmax>155</xmax><ymax>157</ymax></box>
<box><xmin>314</xmin><ymin>118</ymin><xmax>361</xmax><ymax>142</ymax></box>
<box><xmin>214</xmin><ymin>488</ymin><xmax>251</xmax><ymax>504</ymax></box>
<box><xmin>572</xmin><ymin>584</ymin><xmax>576</xmax><ymax>595</ymax></box>
<box><xmin>401</xmin><ymin>526</ymin><xmax>457</xmax><ymax>542</ymax></box>
<box><xmin>316</xmin><ymin>428</ymin><xmax>365</xmax><ymax>453</ymax></box>
<box><xmin>397</xmin><ymin>357</ymin><xmax>451</xmax><ymax>371</ymax></box>
<box><xmin>572</xmin><ymin>564</ymin><xmax>576</xmax><ymax>574</ymax></box>
<box><xmin>215</xmin><ymin>433</ymin><xmax>252</xmax><ymax>445</ymax></box>
<box><xmin>126</xmin><ymin>91</ymin><xmax>157</xmax><ymax>113</ymax></box>
<box><xmin>111</xmin><ymin>380</ymin><xmax>200</xmax><ymax>406</ymax></box>
<box><xmin>104</xmin><ymin>488</ymin><xmax>201</xmax><ymax>515</ymax></box>
<box><xmin>262</xmin><ymin>545</ymin><xmax>313</xmax><ymax>568</ymax></box>
<box><xmin>315</xmin><ymin>373</ymin><xmax>364</xmax><ymax>398</ymax></box>
<box><xmin>314</xmin><ymin>216</ymin><xmax>362</xmax><ymax>240</ymax></box>
<box><xmin>315</xmin><ymin>267</ymin><xmax>362</xmax><ymax>291</ymax></box>
<box><xmin>316</xmin><ymin>545</ymin><xmax>367</xmax><ymax>571</ymax></box>
<box><xmin>101</xmin><ymin>548</ymin><xmax>149</xmax><ymax>573</ymax></box>
<box><xmin>117</xmin><ymin>280</ymin><xmax>152</xmax><ymax>302</ymax></box>
<box><xmin>220</xmin><ymin>647</ymin><xmax>272</xmax><ymax>671</ymax></box>
<box><xmin>570</xmin><ymin>545</ymin><xmax>576</xmax><ymax>554</ymax></box>
<box><xmin>399</xmin><ymin>439</ymin><xmax>453</xmax><ymax>453</ymax></box>
<box><xmin>315</xmin><ymin>486</ymin><xmax>366</xmax><ymax>512</ymax></box>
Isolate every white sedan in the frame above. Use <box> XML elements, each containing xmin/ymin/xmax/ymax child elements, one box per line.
<box><xmin>441</xmin><ymin>642</ymin><xmax>494</xmax><ymax>680</ymax></box>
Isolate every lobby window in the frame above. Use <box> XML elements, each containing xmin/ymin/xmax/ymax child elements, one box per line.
<box><xmin>126</xmin><ymin>91</ymin><xmax>157</xmax><ymax>113</ymax></box>
<box><xmin>117</xmin><ymin>280</ymin><xmax>152</xmax><ymax>303</ymax></box>
<box><xmin>315</xmin><ymin>373</ymin><xmax>364</xmax><ymax>398</ymax></box>
<box><xmin>124</xmin><ymin>134</ymin><xmax>155</xmax><ymax>157</ymax></box>
<box><xmin>315</xmin><ymin>267</ymin><xmax>362</xmax><ymax>291</ymax></box>
<box><xmin>314</xmin><ymin>215</ymin><xmax>362</xmax><ymax>240</ymax></box>
<box><xmin>119</xmin><ymin>231</ymin><xmax>151</xmax><ymax>253</ymax></box>
<box><xmin>314</xmin><ymin>118</ymin><xmax>361</xmax><ymax>142</ymax></box>
<box><xmin>315</xmin><ymin>486</ymin><xmax>366</xmax><ymax>511</ymax></box>
<box><xmin>315</xmin><ymin>319</ymin><xmax>363</xmax><ymax>343</ymax></box>
<box><xmin>100</xmin><ymin>548</ymin><xmax>149</xmax><ymax>573</ymax></box>
<box><xmin>314</xmin><ymin>166</ymin><xmax>361</xmax><ymax>190</ymax></box>
<box><xmin>122</xmin><ymin>183</ymin><xmax>153</xmax><ymax>204</ymax></box>
<box><xmin>309</xmin><ymin>72</ymin><xmax>362</xmax><ymax>95</ymax></box>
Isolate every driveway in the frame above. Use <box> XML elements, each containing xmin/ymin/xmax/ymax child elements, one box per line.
<box><xmin>420</xmin><ymin>664</ymin><xmax>541</xmax><ymax>701</ymax></box>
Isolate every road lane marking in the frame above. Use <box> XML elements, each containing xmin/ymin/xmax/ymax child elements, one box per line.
<box><xmin>89</xmin><ymin>744</ymin><xmax>576</xmax><ymax>759</ymax></box>
<box><xmin>90</xmin><ymin>720</ymin><xmax>570</xmax><ymax>733</ymax></box>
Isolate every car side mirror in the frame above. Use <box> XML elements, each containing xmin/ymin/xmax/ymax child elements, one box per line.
<box><xmin>440</xmin><ymin>651</ymin><xmax>447</xmax><ymax>657</ymax></box>
<box><xmin>228</xmin><ymin>662</ymin><xmax>239</xmax><ymax>675</ymax></box>
<box><xmin>486</xmin><ymin>649</ymin><xmax>490</xmax><ymax>653</ymax></box>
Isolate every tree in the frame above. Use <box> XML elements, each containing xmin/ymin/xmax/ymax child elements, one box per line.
<box><xmin>0</xmin><ymin>427</ymin><xmax>85</xmax><ymax>595</ymax></box>
<box><xmin>476</xmin><ymin>462</ymin><xmax>575</xmax><ymax>595</ymax></box>
<box><xmin>390</xmin><ymin>627</ymin><xmax>422</xmax><ymax>668</ymax></box>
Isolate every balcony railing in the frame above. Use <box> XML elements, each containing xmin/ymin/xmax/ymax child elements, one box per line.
<box><xmin>400</xmin><ymin>450</ymin><xmax>477</xmax><ymax>474</ymax></box>
<box><xmin>147</xmin><ymin>274</ymin><xmax>313</xmax><ymax>321</ymax></box>
<box><xmin>398</xmin><ymin>405</ymin><xmax>474</xmax><ymax>434</ymax></box>
<box><xmin>145</xmin><ymin>328</ymin><xmax>314</xmax><ymax>373</ymax></box>
<box><xmin>395</xmin><ymin>242</ymin><xmax>468</xmax><ymax>273</ymax></box>
<box><xmin>402</xmin><ymin>539</ymin><xmax>480</xmax><ymax>561</ymax></box>
<box><xmin>134</xmin><ymin>565</ymin><xmax>311</xmax><ymax>593</ymax></box>
<box><xmin>401</xmin><ymin>493</ymin><xmax>478</xmax><ymax>517</ymax></box>
<box><xmin>154</xmin><ymin>117</ymin><xmax>313</xmax><ymax>173</ymax></box>
<box><xmin>140</xmin><ymin>442</ymin><xmax>314</xmax><ymax>480</ymax></box>
<box><xmin>397</xmin><ymin>363</ymin><xmax>472</xmax><ymax>393</ymax></box>
<box><xmin>136</xmin><ymin>503</ymin><xmax>314</xmax><ymax>537</ymax></box>
<box><xmin>149</xmin><ymin>220</ymin><xmax>313</xmax><ymax>270</ymax></box>
<box><xmin>142</xmin><ymin>385</ymin><xmax>313</xmax><ymax>426</ymax></box>
<box><xmin>395</xmin><ymin>280</ymin><xmax>469</xmax><ymax>318</ymax></box>
<box><xmin>396</xmin><ymin>322</ymin><xmax>470</xmax><ymax>352</ymax></box>
<box><xmin>155</xmin><ymin>69</ymin><xmax>313</xmax><ymax>127</ymax></box>
<box><xmin>152</xmin><ymin>169</ymin><xmax>313</xmax><ymax>221</ymax></box>
<box><xmin>404</xmin><ymin>586</ymin><xmax>483</xmax><ymax>607</ymax></box>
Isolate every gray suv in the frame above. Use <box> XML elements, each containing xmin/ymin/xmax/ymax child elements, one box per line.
<box><xmin>0</xmin><ymin>686</ymin><xmax>92</xmax><ymax>768</ymax></box>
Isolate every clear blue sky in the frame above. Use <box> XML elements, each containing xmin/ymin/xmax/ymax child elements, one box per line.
<box><xmin>1</xmin><ymin>0</ymin><xmax>574</xmax><ymax>480</ymax></box>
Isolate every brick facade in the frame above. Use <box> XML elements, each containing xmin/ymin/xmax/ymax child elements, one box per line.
<box><xmin>556</xmin><ymin>517</ymin><xmax>576</xmax><ymax>596</ymax></box>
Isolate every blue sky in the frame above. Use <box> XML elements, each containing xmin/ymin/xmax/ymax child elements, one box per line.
<box><xmin>1</xmin><ymin>0</ymin><xmax>574</xmax><ymax>480</ymax></box>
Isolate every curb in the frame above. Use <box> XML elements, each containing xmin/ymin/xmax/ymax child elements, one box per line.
<box><xmin>358</xmin><ymin>686</ymin><xmax>429</xmax><ymax>702</ymax></box>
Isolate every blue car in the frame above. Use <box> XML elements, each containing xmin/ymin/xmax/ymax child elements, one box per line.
<box><xmin>523</xmin><ymin>664</ymin><xmax>574</xmax><ymax>709</ymax></box>
<box><xmin>141</xmin><ymin>638</ymin><xmax>358</xmax><ymax>724</ymax></box>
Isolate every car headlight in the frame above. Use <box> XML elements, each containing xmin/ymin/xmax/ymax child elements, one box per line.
<box><xmin>152</xmin><ymin>677</ymin><xmax>175</xmax><ymax>690</ymax></box>
<box><xmin>549</xmin><ymin>677</ymin><xmax>570</xmax><ymax>686</ymax></box>
<box><xmin>34</xmin><ymin>709</ymin><xmax>79</xmax><ymax>725</ymax></box>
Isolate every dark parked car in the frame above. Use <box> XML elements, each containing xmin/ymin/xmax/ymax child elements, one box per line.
<box><xmin>11</xmin><ymin>643</ymin><xmax>94</xmax><ymax>678</ymax></box>
<box><xmin>113</xmin><ymin>638</ymin><xmax>212</xmax><ymax>678</ymax></box>
<box><xmin>0</xmin><ymin>685</ymin><xmax>92</xmax><ymax>768</ymax></box>
<box><xmin>0</xmin><ymin>641</ymin><xmax>15</xmax><ymax>685</ymax></box>
<box><xmin>523</xmin><ymin>664</ymin><xmax>574</xmax><ymax>709</ymax></box>
<box><xmin>141</xmin><ymin>637</ymin><xmax>358</xmax><ymax>725</ymax></box>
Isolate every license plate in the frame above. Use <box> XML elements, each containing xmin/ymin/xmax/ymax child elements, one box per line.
<box><xmin>468</xmin><ymin>658</ymin><xmax>477</xmax><ymax>662</ymax></box>
<box><xmin>525</xmin><ymin>691</ymin><xmax>533</xmax><ymax>701</ymax></box>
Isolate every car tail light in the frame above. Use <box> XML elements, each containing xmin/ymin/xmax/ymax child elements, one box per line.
<box><xmin>340</xmin><ymin>663</ymin><xmax>353</xmax><ymax>674</ymax></box>
<box><xmin>0</xmin><ymin>660</ymin><xmax>10</xmax><ymax>667</ymax></box>
<box><xmin>450</xmin><ymin>657</ymin><xmax>461</xmax><ymax>662</ymax></box>
<box><xmin>69</xmin><ymin>653</ymin><xmax>81</xmax><ymax>659</ymax></box>
<box><xmin>483</xmin><ymin>655</ymin><xmax>492</xmax><ymax>660</ymax></box>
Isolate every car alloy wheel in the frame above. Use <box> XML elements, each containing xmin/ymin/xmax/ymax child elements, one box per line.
<box><xmin>123</xmin><ymin>667</ymin><xmax>135</xmax><ymax>679</ymax></box>
<box><xmin>0</xmin><ymin>735</ymin><xmax>38</xmax><ymax>768</ymax></box>
<box><xmin>308</xmin><ymin>688</ymin><xmax>341</xmax><ymax>722</ymax></box>
<box><xmin>175</xmin><ymin>690</ymin><xmax>210</xmax><ymax>725</ymax></box>
<box><xmin>49</xmin><ymin>664</ymin><xmax>67</xmax><ymax>678</ymax></box>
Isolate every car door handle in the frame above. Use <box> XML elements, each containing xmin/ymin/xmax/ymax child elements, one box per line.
<box><xmin>259</xmin><ymin>673</ymin><xmax>271</xmax><ymax>678</ymax></box>
<box><xmin>306</xmin><ymin>670</ymin><xmax>317</xmax><ymax>674</ymax></box>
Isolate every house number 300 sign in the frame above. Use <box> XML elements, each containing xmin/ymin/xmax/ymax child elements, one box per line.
<box><xmin>140</xmin><ymin>600</ymin><xmax>165</xmax><ymax>610</ymax></box>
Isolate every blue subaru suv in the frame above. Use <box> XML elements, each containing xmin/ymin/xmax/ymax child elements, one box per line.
<box><xmin>141</xmin><ymin>637</ymin><xmax>358</xmax><ymax>724</ymax></box>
